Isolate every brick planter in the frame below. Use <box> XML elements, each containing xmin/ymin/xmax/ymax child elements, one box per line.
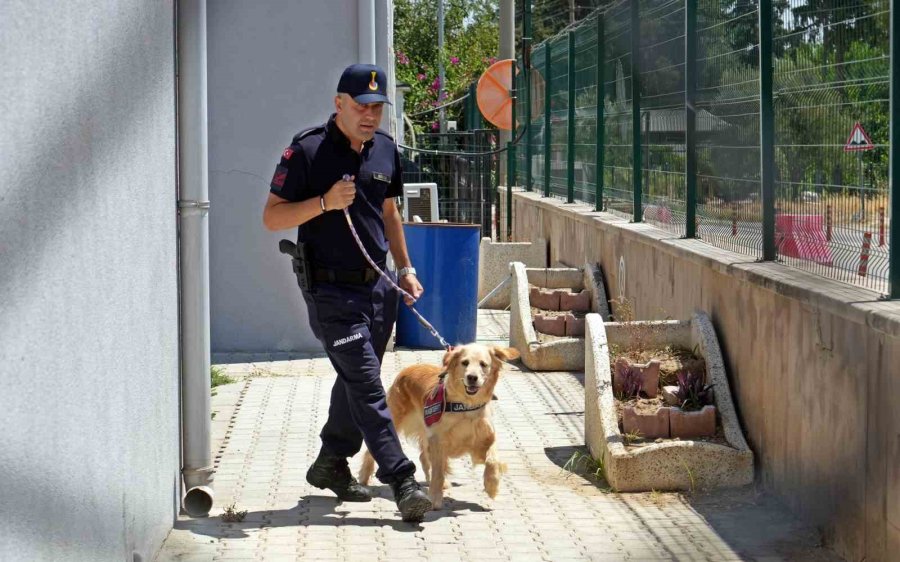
<box><xmin>613</xmin><ymin>357</ymin><xmax>660</xmax><ymax>398</ymax></box>
<box><xmin>585</xmin><ymin>313</ymin><xmax>754</xmax><ymax>492</ymax></box>
<box><xmin>669</xmin><ymin>405</ymin><xmax>717</xmax><ymax>439</ymax></box>
<box><xmin>560</xmin><ymin>290</ymin><xmax>591</xmax><ymax>313</ymax></box>
<box><xmin>565</xmin><ymin>313</ymin><xmax>585</xmax><ymax>336</ymax></box>
<box><xmin>623</xmin><ymin>406</ymin><xmax>670</xmax><ymax>439</ymax></box>
<box><xmin>529</xmin><ymin>287</ymin><xmax>561</xmax><ymax>311</ymax></box>
<box><xmin>533</xmin><ymin>313</ymin><xmax>566</xmax><ymax>336</ymax></box>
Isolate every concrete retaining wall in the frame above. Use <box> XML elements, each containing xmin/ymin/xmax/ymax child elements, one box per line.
<box><xmin>478</xmin><ymin>237</ymin><xmax>546</xmax><ymax>309</ymax></box>
<box><xmin>504</xmin><ymin>189</ymin><xmax>900</xmax><ymax>562</ymax></box>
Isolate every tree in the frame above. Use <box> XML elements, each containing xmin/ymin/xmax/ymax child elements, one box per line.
<box><xmin>395</xmin><ymin>0</ymin><xmax>500</xmax><ymax>132</ymax></box>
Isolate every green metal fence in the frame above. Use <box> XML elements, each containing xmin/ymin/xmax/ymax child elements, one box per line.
<box><xmin>772</xmin><ymin>0</ymin><xmax>892</xmax><ymax>289</ymax></box>
<box><xmin>512</xmin><ymin>0</ymin><xmax>898</xmax><ymax>298</ymax></box>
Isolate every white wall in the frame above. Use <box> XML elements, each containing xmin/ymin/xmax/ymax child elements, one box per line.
<box><xmin>208</xmin><ymin>0</ymin><xmax>395</xmax><ymax>353</ymax></box>
<box><xmin>0</xmin><ymin>2</ymin><xmax>180</xmax><ymax>561</ymax></box>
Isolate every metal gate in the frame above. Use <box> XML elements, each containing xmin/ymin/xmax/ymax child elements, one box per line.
<box><xmin>400</xmin><ymin>129</ymin><xmax>499</xmax><ymax>237</ymax></box>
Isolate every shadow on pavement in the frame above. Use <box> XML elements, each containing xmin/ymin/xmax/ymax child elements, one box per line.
<box><xmin>544</xmin><ymin>444</ymin><xmax>840</xmax><ymax>561</ymax></box>
<box><xmin>175</xmin><ymin>490</ymin><xmax>490</xmax><ymax>540</ymax></box>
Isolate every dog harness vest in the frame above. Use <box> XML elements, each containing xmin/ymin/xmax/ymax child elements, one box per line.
<box><xmin>423</xmin><ymin>375</ymin><xmax>488</xmax><ymax>427</ymax></box>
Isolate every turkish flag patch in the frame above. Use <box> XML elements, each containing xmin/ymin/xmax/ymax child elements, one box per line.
<box><xmin>282</xmin><ymin>147</ymin><xmax>294</xmax><ymax>160</ymax></box>
<box><xmin>271</xmin><ymin>165</ymin><xmax>288</xmax><ymax>190</ymax></box>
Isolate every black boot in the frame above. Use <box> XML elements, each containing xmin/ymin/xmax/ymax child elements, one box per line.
<box><xmin>390</xmin><ymin>474</ymin><xmax>431</xmax><ymax>522</ymax></box>
<box><xmin>306</xmin><ymin>452</ymin><xmax>372</xmax><ymax>502</ymax></box>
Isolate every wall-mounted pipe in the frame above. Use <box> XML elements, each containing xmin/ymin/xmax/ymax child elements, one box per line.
<box><xmin>176</xmin><ymin>0</ymin><xmax>213</xmax><ymax>517</ymax></box>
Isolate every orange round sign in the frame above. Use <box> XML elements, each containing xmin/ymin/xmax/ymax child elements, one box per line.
<box><xmin>476</xmin><ymin>59</ymin><xmax>519</xmax><ymax>131</ymax></box>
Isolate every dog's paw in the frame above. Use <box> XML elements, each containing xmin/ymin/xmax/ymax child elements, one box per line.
<box><xmin>484</xmin><ymin>464</ymin><xmax>502</xmax><ymax>498</ymax></box>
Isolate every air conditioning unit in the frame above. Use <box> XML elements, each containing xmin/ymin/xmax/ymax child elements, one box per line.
<box><xmin>402</xmin><ymin>183</ymin><xmax>439</xmax><ymax>222</ymax></box>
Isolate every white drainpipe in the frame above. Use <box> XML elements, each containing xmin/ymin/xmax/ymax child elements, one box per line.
<box><xmin>176</xmin><ymin>0</ymin><xmax>213</xmax><ymax>517</ymax></box>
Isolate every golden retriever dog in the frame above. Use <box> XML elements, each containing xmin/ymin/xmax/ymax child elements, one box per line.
<box><xmin>358</xmin><ymin>344</ymin><xmax>519</xmax><ymax>509</ymax></box>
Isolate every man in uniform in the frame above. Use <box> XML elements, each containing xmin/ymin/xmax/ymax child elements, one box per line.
<box><xmin>262</xmin><ymin>63</ymin><xmax>432</xmax><ymax>522</ymax></box>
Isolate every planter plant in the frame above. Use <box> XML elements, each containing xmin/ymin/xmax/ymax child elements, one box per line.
<box><xmin>669</xmin><ymin>370</ymin><xmax>716</xmax><ymax>439</ymax></box>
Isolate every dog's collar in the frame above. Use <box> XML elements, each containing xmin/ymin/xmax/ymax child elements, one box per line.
<box><xmin>424</xmin><ymin>374</ymin><xmax>489</xmax><ymax>427</ymax></box>
<box><xmin>438</xmin><ymin>372</ymin><xmax>489</xmax><ymax>411</ymax></box>
<box><xmin>444</xmin><ymin>400</ymin><xmax>487</xmax><ymax>412</ymax></box>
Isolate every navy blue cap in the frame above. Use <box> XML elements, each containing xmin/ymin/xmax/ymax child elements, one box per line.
<box><xmin>337</xmin><ymin>63</ymin><xmax>392</xmax><ymax>105</ymax></box>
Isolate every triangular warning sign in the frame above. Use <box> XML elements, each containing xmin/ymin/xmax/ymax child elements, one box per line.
<box><xmin>844</xmin><ymin>122</ymin><xmax>874</xmax><ymax>152</ymax></box>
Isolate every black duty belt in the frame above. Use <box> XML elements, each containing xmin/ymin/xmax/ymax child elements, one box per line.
<box><xmin>313</xmin><ymin>266</ymin><xmax>379</xmax><ymax>285</ymax></box>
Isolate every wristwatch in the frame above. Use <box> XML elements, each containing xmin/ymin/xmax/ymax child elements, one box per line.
<box><xmin>398</xmin><ymin>266</ymin><xmax>417</xmax><ymax>277</ymax></box>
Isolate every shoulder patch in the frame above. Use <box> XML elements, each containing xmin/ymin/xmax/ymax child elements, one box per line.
<box><xmin>292</xmin><ymin>125</ymin><xmax>325</xmax><ymax>144</ymax></box>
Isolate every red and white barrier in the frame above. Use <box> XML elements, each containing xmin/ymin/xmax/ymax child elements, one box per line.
<box><xmin>775</xmin><ymin>214</ymin><xmax>834</xmax><ymax>266</ymax></box>
<box><xmin>644</xmin><ymin>205</ymin><xmax>673</xmax><ymax>224</ymax></box>
<box><xmin>858</xmin><ymin>231</ymin><xmax>872</xmax><ymax>277</ymax></box>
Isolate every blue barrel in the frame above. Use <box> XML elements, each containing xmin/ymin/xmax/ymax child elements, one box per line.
<box><xmin>395</xmin><ymin>223</ymin><xmax>481</xmax><ymax>349</ymax></box>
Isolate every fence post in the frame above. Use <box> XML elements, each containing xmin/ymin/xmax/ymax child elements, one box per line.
<box><xmin>471</xmin><ymin>83</ymin><xmax>478</xmax><ymax>129</ymax></box>
<box><xmin>463</xmin><ymin>87</ymin><xmax>470</xmax><ymax>129</ymax></box>
<box><xmin>567</xmin><ymin>30</ymin><xmax>576</xmax><ymax>203</ymax></box>
<box><xmin>524</xmin><ymin>1</ymin><xmax>533</xmax><ymax>192</ymax></box>
<box><xmin>890</xmin><ymin>0</ymin><xmax>899</xmax><ymax>297</ymax></box>
<box><xmin>507</xmin><ymin>142</ymin><xmax>515</xmax><ymax>240</ymax></box>
<box><xmin>631</xmin><ymin>0</ymin><xmax>643</xmax><ymax>222</ymax></box>
<box><xmin>684</xmin><ymin>0</ymin><xmax>697</xmax><ymax>237</ymax></box>
<box><xmin>595</xmin><ymin>12</ymin><xmax>605</xmax><ymax>212</ymax></box>
<box><xmin>471</xmin><ymin>82</ymin><xmax>483</xmax><ymax>129</ymax></box>
<box><xmin>544</xmin><ymin>42</ymin><xmax>553</xmax><ymax>197</ymax></box>
<box><xmin>759</xmin><ymin>0</ymin><xmax>777</xmax><ymax>260</ymax></box>
<box><xmin>510</xmin><ymin>57</ymin><xmax>517</xmax><ymax>190</ymax></box>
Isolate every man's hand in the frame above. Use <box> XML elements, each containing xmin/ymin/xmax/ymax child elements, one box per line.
<box><xmin>399</xmin><ymin>273</ymin><xmax>424</xmax><ymax>305</ymax></box>
<box><xmin>323</xmin><ymin>175</ymin><xmax>356</xmax><ymax>211</ymax></box>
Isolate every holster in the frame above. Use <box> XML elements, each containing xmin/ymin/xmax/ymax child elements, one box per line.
<box><xmin>278</xmin><ymin>239</ymin><xmax>313</xmax><ymax>291</ymax></box>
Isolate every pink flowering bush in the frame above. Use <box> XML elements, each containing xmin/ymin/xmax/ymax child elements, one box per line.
<box><xmin>394</xmin><ymin>0</ymin><xmax>499</xmax><ymax>133</ymax></box>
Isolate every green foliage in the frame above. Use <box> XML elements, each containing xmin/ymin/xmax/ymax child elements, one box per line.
<box><xmin>211</xmin><ymin>366</ymin><xmax>235</xmax><ymax>389</ymax></box>
<box><xmin>395</xmin><ymin>0</ymin><xmax>500</xmax><ymax>131</ymax></box>
<box><xmin>530</xmin><ymin>0</ymin><xmax>602</xmax><ymax>44</ymax></box>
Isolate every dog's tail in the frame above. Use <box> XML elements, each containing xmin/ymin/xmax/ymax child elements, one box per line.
<box><xmin>358</xmin><ymin>450</ymin><xmax>376</xmax><ymax>486</ymax></box>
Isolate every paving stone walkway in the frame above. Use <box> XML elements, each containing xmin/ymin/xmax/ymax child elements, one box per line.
<box><xmin>157</xmin><ymin>312</ymin><xmax>840</xmax><ymax>562</ymax></box>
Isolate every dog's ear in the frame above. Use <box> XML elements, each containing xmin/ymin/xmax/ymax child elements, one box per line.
<box><xmin>442</xmin><ymin>347</ymin><xmax>460</xmax><ymax>368</ymax></box>
<box><xmin>491</xmin><ymin>346</ymin><xmax>520</xmax><ymax>362</ymax></box>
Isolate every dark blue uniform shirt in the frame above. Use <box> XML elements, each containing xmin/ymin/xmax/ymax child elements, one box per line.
<box><xmin>270</xmin><ymin>114</ymin><xmax>403</xmax><ymax>271</ymax></box>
